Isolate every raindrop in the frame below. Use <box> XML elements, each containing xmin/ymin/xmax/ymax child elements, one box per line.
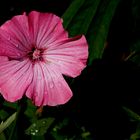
<box><xmin>58</xmin><ymin>82</ymin><xmax>61</xmax><ymax>87</ymax></box>
<box><xmin>30</xmin><ymin>129</ymin><xmax>33</xmax><ymax>132</ymax></box>
<box><xmin>32</xmin><ymin>123</ymin><xmax>36</xmax><ymax>127</ymax></box>
<box><xmin>49</xmin><ymin>82</ymin><xmax>54</xmax><ymax>88</ymax></box>
<box><xmin>38</xmin><ymin>75</ymin><xmax>42</xmax><ymax>80</ymax></box>
<box><xmin>17</xmin><ymin>53</ymin><xmax>21</xmax><ymax>56</ymax></box>
<box><xmin>16</xmin><ymin>44</ymin><xmax>19</xmax><ymax>48</ymax></box>
<box><xmin>57</xmin><ymin>60</ymin><xmax>61</xmax><ymax>64</ymax></box>
<box><xmin>8</xmin><ymin>36</ymin><xmax>11</xmax><ymax>41</ymax></box>
<box><xmin>31</xmin><ymin>132</ymin><xmax>36</xmax><ymax>135</ymax></box>
<box><xmin>35</xmin><ymin>130</ymin><xmax>38</xmax><ymax>133</ymax></box>
<box><xmin>53</xmin><ymin>128</ymin><xmax>57</xmax><ymax>132</ymax></box>
<box><xmin>35</xmin><ymin>92</ymin><xmax>39</xmax><ymax>97</ymax></box>
<box><xmin>44</xmin><ymin>91</ymin><xmax>47</xmax><ymax>95</ymax></box>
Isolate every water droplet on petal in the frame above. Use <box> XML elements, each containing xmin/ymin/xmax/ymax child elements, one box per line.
<box><xmin>58</xmin><ymin>82</ymin><xmax>61</xmax><ymax>87</ymax></box>
<box><xmin>17</xmin><ymin>53</ymin><xmax>21</xmax><ymax>56</ymax></box>
<box><xmin>8</xmin><ymin>36</ymin><xmax>11</xmax><ymax>41</ymax></box>
<box><xmin>35</xmin><ymin>92</ymin><xmax>38</xmax><ymax>97</ymax></box>
<box><xmin>16</xmin><ymin>44</ymin><xmax>19</xmax><ymax>48</ymax></box>
<box><xmin>57</xmin><ymin>60</ymin><xmax>61</xmax><ymax>64</ymax></box>
<box><xmin>38</xmin><ymin>75</ymin><xmax>42</xmax><ymax>80</ymax></box>
<box><xmin>49</xmin><ymin>82</ymin><xmax>54</xmax><ymax>88</ymax></box>
<box><xmin>44</xmin><ymin>91</ymin><xmax>47</xmax><ymax>94</ymax></box>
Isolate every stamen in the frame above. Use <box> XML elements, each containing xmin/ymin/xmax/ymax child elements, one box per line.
<box><xmin>27</xmin><ymin>47</ymin><xmax>43</xmax><ymax>61</ymax></box>
<box><xmin>33</xmin><ymin>49</ymin><xmax>41</xmax><ymax>60</ymax></box>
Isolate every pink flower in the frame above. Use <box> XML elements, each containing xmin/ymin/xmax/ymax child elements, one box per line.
<box><xmin>0</xmin><ymin>11</ymin><xmax>88</xmax><ymax>106</ymax></box>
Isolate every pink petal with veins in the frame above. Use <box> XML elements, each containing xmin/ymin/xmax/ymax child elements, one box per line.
<box><xmin>0</xmin><ymin>59</ymin><xmax>33</xmax><ymax>101</ymax></box>
<box><xmin>0</xmin><ymin>11</ymin><xmax>88</xmax><ymax>106</ymax></box>
<box><xmin>1</xmin><ymin>14</ymin><xmax>31</xmax><ymax>51</ymax></box>
<box><xmin>44</xmin><ymin>35</ymin><xmax>88</xmax><ymax>77</ymax></box>
<box><xmin>26</xmin><ymin>62</ymin><xmax>72</xmax><ymax>106</ymax></box>
<box><xmin>28</xmin><ymin>11</ymin><xmax>68</xmax><ymax>48</ymax></box>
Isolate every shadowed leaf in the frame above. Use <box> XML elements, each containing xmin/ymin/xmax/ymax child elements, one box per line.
<box><xmin>25</xmin><ymin>117</ymin><xmax>55</xmax><ymax>136</ymax></box>
<box><xmin>62</xmin><ymin>0</ymin><xmax>85</xmax><ymax>29</ymax></box>
<box><xmin>0</xmin><ymin>112</ymin><xmax>17</xmax><ymax>134</ymax></box>
<box><xmin>122</xmin><ymin>106</ymin><xmax>140</xmax><ymax>122</ymax></box>
<box><xmin>63</xmin><ymin>0</ymin><xmax>101</xmax><ymax>36</ymax></box>
<box><xmin>88</xmin><ymin>0</ymin><xmax>121</xmax><ymax>65</ymax></box>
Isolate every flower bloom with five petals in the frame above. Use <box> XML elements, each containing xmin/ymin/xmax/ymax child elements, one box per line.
<box><xmin>0</xmin><ymin>11</ymin><xmax>88</xmax><ymax>106</ymax></box>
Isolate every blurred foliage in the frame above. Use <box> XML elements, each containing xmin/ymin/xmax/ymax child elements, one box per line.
<box><xmin>123</xmin><ymin>106</ymin><xmax>140</xmax><ymax>122</ymax></box>
<box><xmin>128</xmin><ymin>0</ymin><xmax>140</xmax><ymax>65</ymax></box>
<box><xmin>123</xmin><ymin>107</ymin><xmax>140</xmax><ymax>140</ymax></box>
<box><xmin>129</xmin><ymin>40</ymin><xmax>140</xmax><ymax>66</ymax></box>
<box><xmin>0</xmin><ymin>0</ymin><xmax>140</xmax><ymax>140</ymax></box>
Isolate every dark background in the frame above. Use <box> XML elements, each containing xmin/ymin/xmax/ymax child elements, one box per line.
<box><xmin>0</xmin><ymin>0</ymin><xmax>140</xmax><ymax>140</ymax></box>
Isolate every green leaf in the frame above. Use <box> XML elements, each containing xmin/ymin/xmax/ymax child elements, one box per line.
<box><xmin>130</xmin><ymin>123</ymin><xmax>140</xmax><ymax>140</ymax></box>
<box><xmin>130</xmin><ymin>133</ymin><xmax>140</xmax><ymax>140</ymax></box>
<box><xmin>129</xmin><ymin>40</ymin><xmax>140</xmax><ymax>66</ymax></box>
<box><xmin>63</xmin><ymin>0</ymin><xmax>120</xmax><ymax>64</ymax></box>
<box><xmin>63</xmin><ymin>0</ymin><xmax>101</xmax><ymax>36</ymax></box>
<box><xmin>24</xmin><ymin>99</ymin><xmax>37</xmax><ymax>120</ymax></box>
<box><xmin>0</xmin><ymin>112</ymin><xmax>17</xmax><ymax>134</ymax></box>
<box><xmin>31</xmin><ymin>135</ymin><xmax>45</xmax><ymax>140</ymax></box>
<box><xmin>62</xmin><ymin>0</ymin><xmax>85</xmax><ymax>29</ymax></box>
<box><xmin>123</xmin><ymin>107</ymin><xmax>140</xmax><ymax>140</ymax></box>
<box><xmin>0</xmin><ymin>110</ymin><xmax>9</xmax><ymax>120</ymax></box>
<box><xmin>0</xmin><ymin>132</ymin><xmax>6</xmax><ymax>140</ymax></box>
<box><xmin>131</xmin><ymin>0</ymin><xmax>140</xmax><ymax>33</ymax></box>
<box><xmin>8</xmin><ymin>105</ymin><xmax>21</xmax><ymax>140</ymax></box>
<box><xmin>88</xmin><ymin>0</ymin><xmax>121</xmax><ymax>65</ymax></box>
<box><xmin>122</xmin><ymin>106</ymin><xmax>140</xmax><ymax>122</ymax></box>
<box><xmin>25</xmin><ymin>117</ymin><xmax>55</xmax><ymax>136</ymax></box>
<box><xmin>3</xmin><ymin>101</ymin><xmax>18</xmax><ymax>110</ymax></box>
<box><xmin>50</xmin><ymin>118</ymin><xmax>69</xmax><ymax>140</ymax></box>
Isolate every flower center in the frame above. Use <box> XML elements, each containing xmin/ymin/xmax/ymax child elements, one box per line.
<box><xmin>28</xmin><ymin>47</ymin><xmax>43</xmax><ymax>61</ymax></box>
<box><xmin>33</xmin><ymin>49</ymin><xmax>41</xmax><ymax>60</ymax></box>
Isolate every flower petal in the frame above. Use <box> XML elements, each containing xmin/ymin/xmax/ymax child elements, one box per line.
<box><xmin>26</xmin><ymin>62</ymin><xmax>72</xmax><ymax>106</ymax></box>
<box><xmin>28</xmin><ymin>11</ymin><xmax>68</xmax><ymax>48</ymax></box>
<box><xmin>0</xmin><ymin>13</ymin><xmax>31</xmax><ymax>57</ymax></box>
<box><xmin>0</xmin><ymin>29</ymin><xmax>27</xmax><ymax>59</ymax></box>
<box><xmin>0</xmin><ymin>59</ymin><xmax>33</xmax><ymax>102</ymax></box>
<box><xmin>44</xmin><ymin>35</ymin><xmax>88</xmax><ymax>77</ymax></box>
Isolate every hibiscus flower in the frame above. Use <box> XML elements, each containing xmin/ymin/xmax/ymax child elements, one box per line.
<box><xmin>0</xmin><ymin>11</ymin><xmax>88</xmax><ymax>106</ymax></box>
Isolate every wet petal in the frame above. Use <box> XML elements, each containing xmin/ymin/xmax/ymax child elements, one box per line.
<box><xmin>44</xmin><ymin>35</ymin><xmax>88</xmax><ymax>77</ymax></box>
<box><xmin>28</xmin><ymin>11</ymin><xmax>68</xmax><ymax>48</ymax></box>
<box><xmin>1</xmin><ymin>13</ymin><xmax>30</xmax><ymax>48</ymax></box>
<box><xmin>0</xmin><ymin>28</ymin><xmax>27</xmax><ymax>58</ymax></box>
<box><xmin>25</xmin><ymin>63</ymin><xmax>45</xmax><ymax>106</ymax></box>
<box><xmin>0</xmin><ymin>59</ymin><xmax>33</xmax><ymax>102</ymax></box>
<box><xmin>0</xmin><ymin>11</ymin><xmax>88</xmax><ymax>107</ymax></box>
<box><xmin>26</xmin><ymin>62</ymin><xmax>72</xmax><ymax>106</ymax></box>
